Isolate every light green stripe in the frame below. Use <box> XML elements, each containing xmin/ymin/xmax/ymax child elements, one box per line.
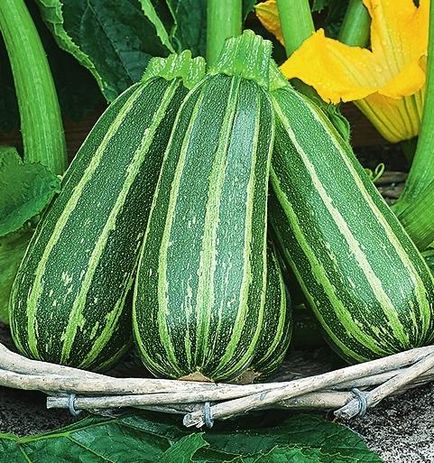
<box><xmin>259</xmin><ymin>255</ymin><xmax>288</xmax><ymax>365</ymax></box>
<box><xmin>25</xmin><ymin>84</ymin><xmax>147</xmax><ymax>357</ymax></box>
<box><xmin>60</xmin><ymin>80</ymin><xmax>180</xmax><ymax>363</ymax></box>
<box><xmin>194</xmin><ymin>77</ymin><xmax>240</xmax><ymax>365</ymax></box>
<box><xmin>275</xmin><ymin>100</ymin><xmax>409</xmax><ymax>345</ymax></box>
<box><xmin>23</xmin><ymin>83</ymin><xmax>142</xmax><ymax>262</ymax></box>
<box><xmin>156</xmin><ymin>90</ymin><xmax>208</xmax><ymax>375</ymax></box>
<box><xmin>215</xmin><ymin>91</ymin><xmax>269</xmax><ymax>377</ymax></box>
<box><xmin>302</xmin><ymin>93</ymin><xmax>431</xmax><ymax>338</ymax></box>
<box><xmin>79</xmin><ymin>276</ymin><xmax>132</xmax><ymax>369</ymax></box>
<box><xmin>271</xmin><ymin>166</ymin><xmax>387</xmax><ymax>360</ymax></box>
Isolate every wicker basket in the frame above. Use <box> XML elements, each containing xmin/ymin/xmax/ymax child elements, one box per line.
<box><xmin>1</xmin><ymin>337</ymin><xmax>433</xmax><ymax>429</ymax></box>
<box><xmin>0</xmin><ymin>170</ymin><xmax>424</xmax><ymax>428</ymax></box>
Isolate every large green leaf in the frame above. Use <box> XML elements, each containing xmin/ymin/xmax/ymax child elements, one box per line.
<box><xmin>36</xmin><ymin>0</ymin><xmax>174</xmax><ymax>101</ymax></box>
<box><xmin>0</xmin><ymin>413</ymin><xmax>382</xmax><ymax>462</ymax></box>
<box><xmin>0</xmin><ymin>228</ymin><xmax>33</xmax><ymax>323</ymax></box>
<box><xmin>165</xmin><ymin>0</ymin><xmax>206</xmax><ymax>55</ymax></box>
<box><xmin>0</xmin><ymin>147</ymin><xmax>60</xmax><ymax>237</ymax></box>
<box><xmin>0</xmin><ymin>146</ymin><xmax>59</xmax><ymax>324</ymax></box>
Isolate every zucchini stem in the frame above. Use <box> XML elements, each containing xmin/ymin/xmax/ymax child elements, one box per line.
<box><xmin>396</xmin><ymin>0</ymin><xmax>434</xmax><ymax>209</ymax></box>
<box><xmin>206</xmin><ymin>0</ymin><xmax>242</xmax><ymax>66</ymax></box>
<box><xmin>0</xmin><ymin>0</ymin><xmax>67</xmax><ymax>175</ymax></box>
<box><xmin>338</xmin><ymin>0</ymin><xmax>370</xmax><ymax>47</ymax></box>
<box><xmin>276</xmin><ymin>0</ymin><xmax>314</xmax><ymax>56</ymax></box>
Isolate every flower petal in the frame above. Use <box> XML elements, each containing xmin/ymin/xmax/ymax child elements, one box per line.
<box><xmin>279</xmin><ymin>0</ymin><xmax>427</xmax><ymax>103</ymax></box>
<box><xmin>255</xmin><ymin>0</ymin><xmax>284</xmax><ymax>44</ymax></box>
<box><xmin>380</xmin><ymin>61</ymin><xmax>426</xmax><ymax>98</ymax></box>
<box><xmin>356</xmin><ymin>90</ymin><xmax>424</xmax><ymax>142</ymax></box>
<box><xmin>364</xmin><ymin>0</ymin><xmax>428</xmax><ymax>75</ymax></box>
<box><xmin>279</xmin><ymin>29</ymin><xmax>379</xmax><ymax>103</ymax></box>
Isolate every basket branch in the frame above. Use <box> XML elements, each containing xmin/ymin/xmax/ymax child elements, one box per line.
<box><xmin>335</xmin><ymin>351</ymin><xmax>434</xmax><ymax>419</ymax></box>
<box><xmin>183</xmin><ymin>346</ymin><xmax>434</xmax><ymax>427</ymax></box>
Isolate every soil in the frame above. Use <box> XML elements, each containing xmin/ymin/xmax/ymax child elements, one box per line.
<box><xmin>348</xmin><ymin>384</ymin><xmax>434</xmax><ymax>463</ymax></box>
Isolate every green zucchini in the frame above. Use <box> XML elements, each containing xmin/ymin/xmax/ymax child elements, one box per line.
<box><xmin>237</xmin><ymin>244</ymin><xmax>292</xmax><ymax>383</ymax></box>
<box><xmin>133</xmin><ymin>31</ymin><xmax>274</xmax><ymax>382</ymax></box>
<box><xmin>9</xmin><ymin>52</ymin><xmax>205</xmax><ymax>371</ymax></box>
<box><xmin>269</xmin><ymin>69</ymin><xmax>434</xmax><ymax>363</ymax></box>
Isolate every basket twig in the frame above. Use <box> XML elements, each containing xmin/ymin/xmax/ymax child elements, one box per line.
<box><xmin>335</xmin><ymin>351</ymin><xmax>434</xmax><ymax>419</ymax></box>
<box><xmin>0</xmin><ymin>343</ymin><xmax>105</xmax><ymax>379</ymax></box>
<box><xmin>0</xmin><ymin>339</ymin><xmax>433</xmax><ymax>427</ymax></box>
<box><xmin>46</xmin><ymin>390</ymin><xmax>355</xmax><ymax>413</ymax></box>
<box><xmin>183</xmin><ymin>346</ymin><xmax>434</xmax><ymax>427</ymax></box>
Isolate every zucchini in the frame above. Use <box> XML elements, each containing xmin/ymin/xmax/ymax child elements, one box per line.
<box><xmin>133</xmin><ymin>31</ymin><xmax>274</xmax><ymax>382</ymax></box>
<box><xmin>9</xmin><ymin>52</ymin><xmax>205</xmax><ymax>371</ymax></box>
<box><xmin>269</xmin><ymin>69</ymin><xmax>434</xmax><ymax>363</ymax></box>
<box><xmin>238</xmin><ymin>244</ymin><xmax>292</xmax><ymax>383</ymax></box>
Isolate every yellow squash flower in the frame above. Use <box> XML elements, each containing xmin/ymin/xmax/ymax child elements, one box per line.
<box><xmin>256</xmin><ymin>0</ymin><xmax>428</xmax><ymax>143</ymax></box>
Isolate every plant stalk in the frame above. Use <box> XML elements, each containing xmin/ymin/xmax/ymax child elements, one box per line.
<box><xmin>338</xmin><ymin>0</ymin><xmax>370</xmax><ymax>47</ymax></box>
<box><xmin>398</xmin><ymin>177</ymin><xmax>434</xmax><ymax>250</ymax></box>
<box><xmin>394</xmin><ymin>1</ymin><xmax>434</xmax><ymax>215</ymax></box>
<box><xmin>0</xmin><ymin>0</ymin><xmax>67</xmax><ymax>175</ymax></box>
<box><xmin>276</xmin><ymin>0</ymin><xmax>314</xmax><ymax>56</ymax></box>
<box><xmin>206</xmin><ymin>0</ymin><xmax>242</xmax><ymax>66</ymax></box>
<box><xmin>390</xmin><ymin>2</ymin><xmax>434</xmax><ymax>248</ymax></box>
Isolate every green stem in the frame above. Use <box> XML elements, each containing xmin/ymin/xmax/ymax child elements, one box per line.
<box><xmin>338</xmin><ymin>0</ymin><xmax>370</xmax><ymax>47</ymax></box>
<box><xmin>398</xmin><ymin>178</ymin><xmax>434</xmax><ymax>250</ymax></box>
<box><xmin>394</xmin><ymin>1</ymin><xmax>434</xmax><ymax>215</ymax></box>
<box><xmin>206</xmin><ymin>0</ymin><xmax>242</xmax><ymax>66</ymax></box>
<box><xmin>0</xmin><ymin>0</ymin><xmax>67</xmax><ymax>175</ymax></box>
<box><xmin>400</xmin><ymin>137</ymin><xmax>418</xmax><ymax>164</ymax></box>
<box><xmin>276</xmin><ymin>0</ymin><xmax>314</xmax><ymax>56</ymax></box>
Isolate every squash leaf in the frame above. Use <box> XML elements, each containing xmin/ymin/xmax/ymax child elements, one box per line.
<box><xmin>0</xmin><ymin>147</ymin><xmax>60</xmax><ymax>237</ymax></box>
<box><xmin>35</xmin><ymin>0</ymin><xmax>258</xmax><ymax>98</ymax></box>
<box><xmin>35</xmin><ymin>0</ymin><xmax>175</xmax><ymax>101</ymax></box>
<box><xmin>312</xmin><ymin>0</ymin><xmax>350</xmax><ymax>38</ymax></box>
<box><xmin>0</xmin><ymin>413</ymin><xmax>382</xmax><ymax>462</ymax></box>
<box><xmin>0</xmin><ymin>146</ymin><xmax>59</xmax><ymax>324</ymax></box>
<box><xmin>165</xmin><ymin>0</ymin><xmax>207</xmax><ymax>56</ymax></box>
<box><xmin>0</xmin><ymin>228</ymin><xmax>33</xmax><ymax>323</ymax></box>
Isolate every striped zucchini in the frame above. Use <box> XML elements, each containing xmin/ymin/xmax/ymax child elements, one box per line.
<box><xmin>269</xmin><ymin>70</ymin><xmax>434</xmax><ymax>363</ymax></box>
<box><xmin>9</xmin><ymin>52</ymin><xmax>205</xmax><ymax>371</ymax></box>
<box><xmin>133</xmin><ymin>31</ymin><xmax>274</xmax><ymax>382</ymax></box>
<box><xmin>237</xmin><ymin>244</ymin><xmax>292</xmax><ymax>383</ymax></box>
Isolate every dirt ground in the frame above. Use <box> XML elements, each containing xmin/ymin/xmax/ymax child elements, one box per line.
<box><xmin>348</xmin><ymin>384</ymin><xmax>434</xmax><ymax>463</ymax></box>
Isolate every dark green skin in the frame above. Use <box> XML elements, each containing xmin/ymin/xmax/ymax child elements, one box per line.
<box><xmin>250</xmin><ymin>244</ymin><xmax>292</xmax><ymax>379</ymax></box>
<box><xmin>133</xmin><ymin>74</ymin><xmax>275</xmax><ymax>381</ymax></box>
<box><xmin>270</xmin><ymin>85</ymin><xmax>434</xmax><ymax>363</ymax></box>
<box><xmin>10</xmin><ymin>78</ymin><xmax>188</xmax><ymax>371</ymax></box>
